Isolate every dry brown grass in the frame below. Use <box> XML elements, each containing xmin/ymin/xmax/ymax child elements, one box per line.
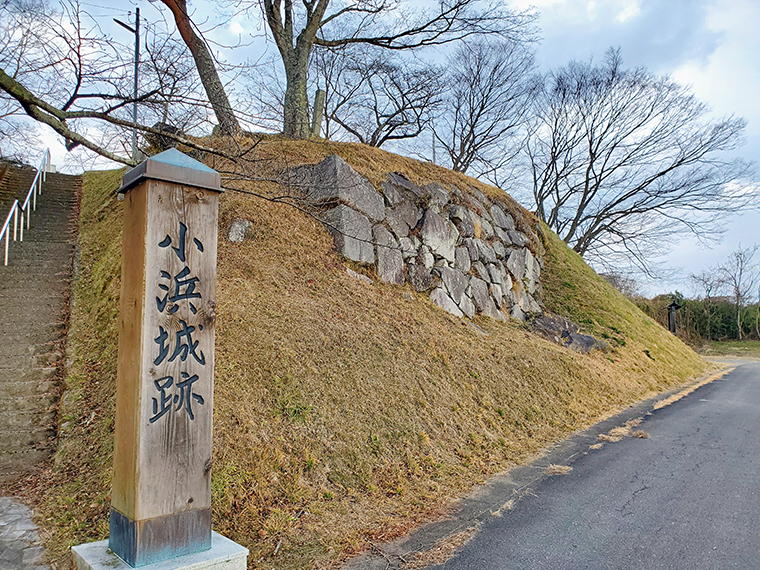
<box><xmin>598</xmin><ymin>418</ymin><xmax>643</xmax><ymax>442</ymax></box>
<box><xmin>653</xmin><ymin>368</ymin><xmax>732</xmax><ymax>410</ymax></box>
<box><xmin>31</xmin><ymin>138</ymin><xmax>708</xmax><ymax>570</ymax></box>
<box><xmin>544</xmin><ymin>464</ymin><xmax>573</xmax><ymax>475</ymax></box>
<box><xmin>404</xmin><ymin>526</ymin><xmax>478</xmax><ymax>569</ymax></box>
<box><xmin>490</xmin><ymin>499</ymin><xmax>515</xmax><ymax>517</ymax></box>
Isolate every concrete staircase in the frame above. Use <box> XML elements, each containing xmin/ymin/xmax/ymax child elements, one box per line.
<box><xmin>0</xmin><ymin>161</ymin><xmax>81</xmax><ymax>482</ymax></box>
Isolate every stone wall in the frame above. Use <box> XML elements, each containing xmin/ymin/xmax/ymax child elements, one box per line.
<box><xmin>290</xmin><ymin>155</ymin><xmax>543</xmax><ymax>322</ymax></box>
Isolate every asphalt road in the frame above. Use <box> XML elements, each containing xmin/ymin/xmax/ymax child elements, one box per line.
<box><xmin>427</xmin><ymin>362</ymin><xmax>760</xmax><ymax>570</ymax></box>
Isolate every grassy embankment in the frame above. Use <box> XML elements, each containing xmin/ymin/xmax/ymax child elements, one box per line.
<box><xmin>31</xmin><ymin>137</ymin><xmax>706</xmax><ymax>569</ymax></box>
<box><xmin>697</xmin><ymin>340</ymin><xmax>760</xmax><ymax>359</ymax></box>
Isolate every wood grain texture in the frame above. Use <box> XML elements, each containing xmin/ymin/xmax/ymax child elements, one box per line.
<box><xmin>112</xmin><ymin>179</ymin><xmax>218</xmax><ymax>523</ymax></box>
<box><xmin>112</xmin><ymin>181</ymin><xmax>148</xmax><ymax>518</ymax></box>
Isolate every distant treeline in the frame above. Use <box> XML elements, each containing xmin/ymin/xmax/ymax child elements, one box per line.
<box><xmin>635</xmin><ymin>294</ymin><xmax>760</xmax><ymax>343</ymax></box>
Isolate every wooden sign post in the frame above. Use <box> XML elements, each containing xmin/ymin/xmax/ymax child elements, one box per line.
<box><xmin>73</xmin><ymin>149</ymin><xmax>247</xmax><ymax>570</ymax></box>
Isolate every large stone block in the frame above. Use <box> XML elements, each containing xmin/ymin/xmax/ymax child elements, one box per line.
<box><xmin>294</xmin><ymin>155</ymin><xmax>385</xmax><ymax>223</ymax></box>
<box><xmin>430</xmin><ymin>287</ymin><xmax>463</xmax><ymax>318</ymax></box>
<box><xmin>407</xmin><ymin>263</ymin><xmax>433</xmax><ymax>292</ymax></box>
<box><xmin>381</xmin><ymin>181</ymin><xmax>405</xmax><ymax>206</ymax></box>
<box><xmin>418</xmin><ymin>245</ymin><xmax>435</xmax><ymax>269</ymax></box>
<box><xmin>373</xmin><ymin>225</ymin><xmax>404</xmax><ymax>285</ymax></box>
<box><xmin>385</xmin><ymin>207</ymin><xmax>410</xmax><ymax>239</ymax></box>
<box><xmin>524</xmin><ymin>249</ymin><xmax>540</xmax><ymax>293</ymax></box>
<box><xmin>454</xmin><ymin>247</ymin><xmax>471</xmax><ymax>273</ymax></box>
<box><xmin>465</xmin><ymin>193</ymin><xmax>489</xmax><ymax>218</ymax></box>
<box><xmin>464</xmin><ymin>237</ymin><xmax>479</xmax><ymax>261</ymax></box>
<box><xmin>399</xmin><ymin>237</ymin><xmax>417</xmax><ymax>259</ymax></box>
<box><xmin>394</xmin><ymin>200</ymin><xmax>422</xmax><ymax>231</ymax></box>
<box><xmin>482</xmin><ymin>296</ymin><xmax>506</xmax><ymax>321</ymax></box>
<box><xmin>471</xmin><ymin>261</ymin><xmax>490</xmax><ymax>283</ymax></box>
<box><xmin>448</xmin><ymin>205</ymin><xmax>475</xmax><ymax>237</ymax></box>
<box><xmin>480</xmin><ymin>216</ymin><xmax>495</xmax><ymax>239</ymax></box>
<box><xmin>506</xmin><ymin>248</ymin><xmax>526</xmax><ymax>281</ymax></box>
<box><xmin>439</xmin><ymin>266</ymin><xmax>468</xmax><ymax>306</ymax></box>
<box><xmin>507</xmin><ymin>230</ymin><xmax>528</xmax><ymax>247</ymax></box>
<box><xmin>387</xmin><ymin>171</ymin><xmax>423</xmax><ymax>197</ymax></box>
<box><xmin>422</xmin><ymin>182</ymin><xmax>450</xmax><ymax>207</ymax></box>
<box><xmin>490</xmin><ymin>283</ymin><xmax>504</xmax><ymax>309</ymax></box>
<box><xmin>475</xmin><ymin>239</ymin><xmax>497</xmax><ymax>264</ymax></box>
<box><xmin>469</xmin><ymin>277</ymin><xmax>490</xmax><ymax>312</ymax></box>
<box><xmin>420</xmin><ymin>210</ymin><xmax>459</xmax><ymax>263</ymax></box>
<box><xmin>459</xmin><ymin>295</ymin><xmax>476</xmax><ymax>319</ymax></box>
<box><xmin>494</xmin><ymin>226</ymin><xmax>511</xmax><ymax>244</ymax></box>
<box><xmin>492</xmin><ymin>240</ymin><xmax>506</xmax><ymax>259</ymax></box>
<box><xmin>322</xmin><ymin>205</ymin><xmax>374</xmax><ymax>264</ymax></box>
<box><xmin>487</xmin><ymin>263</ymin><xmax>503</xmax><ymax>285</ymax></box>
<box><xmin>489</xmin><ymin>204</ymin><xmax>515</xmax><ymax>231</ymax></box>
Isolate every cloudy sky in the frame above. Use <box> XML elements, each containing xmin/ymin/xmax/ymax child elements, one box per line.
<box><xmin>39</xmin><ymin>0</ymin><xmax>758</xmax><ymax>296</ymax></box>
<box><xmin>513</xmin><ymin>0</ymin><xmax>759</xmax><ymax>295</ymax></box>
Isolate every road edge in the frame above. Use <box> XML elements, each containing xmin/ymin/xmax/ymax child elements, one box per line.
<box><xmin>341</xmin><ymin>363</ymin><xmax>737</xmax><ymax>570</ymax></box>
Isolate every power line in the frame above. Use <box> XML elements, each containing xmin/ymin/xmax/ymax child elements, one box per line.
<box><xmin>79</xmin><ymin>1</ymin><xmax>130</xmax><ymax>14</ymax></box>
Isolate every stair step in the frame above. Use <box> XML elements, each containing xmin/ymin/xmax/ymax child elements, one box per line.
<box><xmin>0</xmin><ymin>309</ymin><xmax>67</xmax><ymax>322</ymax></box>
<box><xmin>0</xmin><ymin>332</ymin><xmax>65</xmax><ymax>346</ymax></box>
<box><xmin>0</xmin><ymin>351</ymin><xmax>63</xmax><ymax>368</ymax></box>
<box><xmin>0</xmin><ymin>367</ymin><xmax>58</xmax><ymax>384</ymax></box>
<box><xmin>0</xmin><ymin>394</ymin><xmax>57</xmax><ymax>415</ymax></box>
<box><xmin>0</xmin><ymin>380</ymin><xmax>57</xmax><ymax>397</ymax></box>
<box><xmin>0</xmin><ymin>341</ymin><xmax>56</xmax><ymax>357</ymax></box>
<box><xmin>0</xmin><ymin>449</ymin><xmax>53</xmax><ymax>482</ymax></box>
<box><xmin>0</xmin><ymin>164</ymin><xmax>80</xmax><ymax>477</ymax></box>
<box><xmin>0</xmin><ymin>324</ymin><xmax>66</xmax><ymax>338</ymax></box>
<box><xmin>0</xmin><ymin>426</ymin><xmax>55</xmax><ymax>453</ymax></box>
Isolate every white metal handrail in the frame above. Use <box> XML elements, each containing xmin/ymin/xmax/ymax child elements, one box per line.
<box><xmin>1</xmin><ymin>149</ymin><xmax>51</xmax><ymax>266</ymax></box>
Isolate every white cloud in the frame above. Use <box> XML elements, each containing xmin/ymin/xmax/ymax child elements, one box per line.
<box><xmin>230</xmin><ymin>21</ymin><xmax>245</xmax><ymax>35</ymax></box>
<box><xmin>672</xmin><ymin>0</ymin><xmax>760</xmax><ymax>135</ymax></box>
<box><xmin>615</xmin><ymin>2</ymin><xmax>641</xmax><ymax>23</ymax></box>
<box><xmin>586</xmin><ymin>1</ymin><xmax>597</xmax><ymax>20</ymax></box>
<box><xmin>511</xmin><ymin>0</ymin><xmax>566</xmax><ymax>9</ymax></box>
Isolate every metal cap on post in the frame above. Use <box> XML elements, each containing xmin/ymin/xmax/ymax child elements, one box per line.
<box><xmin>118</xmin><ymin>148</ymin><xmax>222</xmax><ymax>196</ymax></box>
<box><xmin>73</xmin><ymin>149</ymin><xmax>246</xmax><ymax>570</ymax></box>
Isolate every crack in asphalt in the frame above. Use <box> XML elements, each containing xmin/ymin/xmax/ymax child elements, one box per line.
<box><xmin>618</xmin><ymin>484</ymin><xmax>651</xmax><ymax>516</ymax></box>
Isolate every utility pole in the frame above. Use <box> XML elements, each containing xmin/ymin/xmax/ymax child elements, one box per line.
<box><xmin>114</xmin><ymin>7</ymin><xmax>140</xmax><ymax>160</ymax></box>
<box><xmin>431</xmin><ymin>122</ymin><xmax>436</xmax><ymax>165</ymax></box>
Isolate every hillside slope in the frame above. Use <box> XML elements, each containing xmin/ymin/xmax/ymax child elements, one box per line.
<box><xmin>27</xmin><ymin>138</ymin><xmax>705</xmax><ymax>569</ymax></box>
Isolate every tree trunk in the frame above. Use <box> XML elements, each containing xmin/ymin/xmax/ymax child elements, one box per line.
<box><xmin>737</xmin><ymin>306</ymin><xmax>743</xmax><ymax>340</ymax></box>
<box><xmin>161</xmin><ymin>0</ymin><xmax>240</xmax><ymax>136</ymax></box>
<box><xmin>283</xmin><ymin>52</ymin><xmax>311</xmax><ymax>138</ymax></box>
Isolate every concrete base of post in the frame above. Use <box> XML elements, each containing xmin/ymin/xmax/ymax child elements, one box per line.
<box><xmin>72</xmin><ymin>532</ymin><xmax>247</xmax><ymax>570</ymax></box>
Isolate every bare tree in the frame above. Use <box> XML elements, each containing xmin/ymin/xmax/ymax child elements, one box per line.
<box><xmin>158</xmin><ymin>0</ymin><xmax>240</xmax><ymax>135</ymax></box>
<box><xmin>252</xmin><ymin>0</ymin><xmax>537</xmax><ymax>139</ymax></box>
<box><xmin>525</xmin><ymin>48</ymin><xmax>754</xmax><ymax>274</ymax></box>
<box><xmin>599</xmin><ymin>272</ymin><xmax>639</xmax><ymax>297</ymax></box>
<box><xmin>720</xmin><ymin>244</ymin><xmax>758</xmax><ymax>340</ymax></box>
<box><xmin>0</xmin><ymin>0</ymin><xmax>228</xmax><ymax>165</ymax></box>
<box><xmin>690</xmin><ymin>268</ymin><xmax>727</xmax><ymax>340</ymax></box>
<box><xmin>0</xmin><ymin>2</ymin><xmax>41</xmax><ymax>162</ymax></box>
<box><xmin>312</xmin><ymin>46</ymin><xmax>444</xmax><ymax>147</ymax></box>
<box><xmin>433</xmin><ymin>38</ymin><xmax>536</xmax><ymax>176</ymax></box>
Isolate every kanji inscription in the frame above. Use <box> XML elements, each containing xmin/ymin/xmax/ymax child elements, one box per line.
<box><xmin>149</xmin><ymin>222</ymin><xmax>208</xmax><ymax>423</ymax></box>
